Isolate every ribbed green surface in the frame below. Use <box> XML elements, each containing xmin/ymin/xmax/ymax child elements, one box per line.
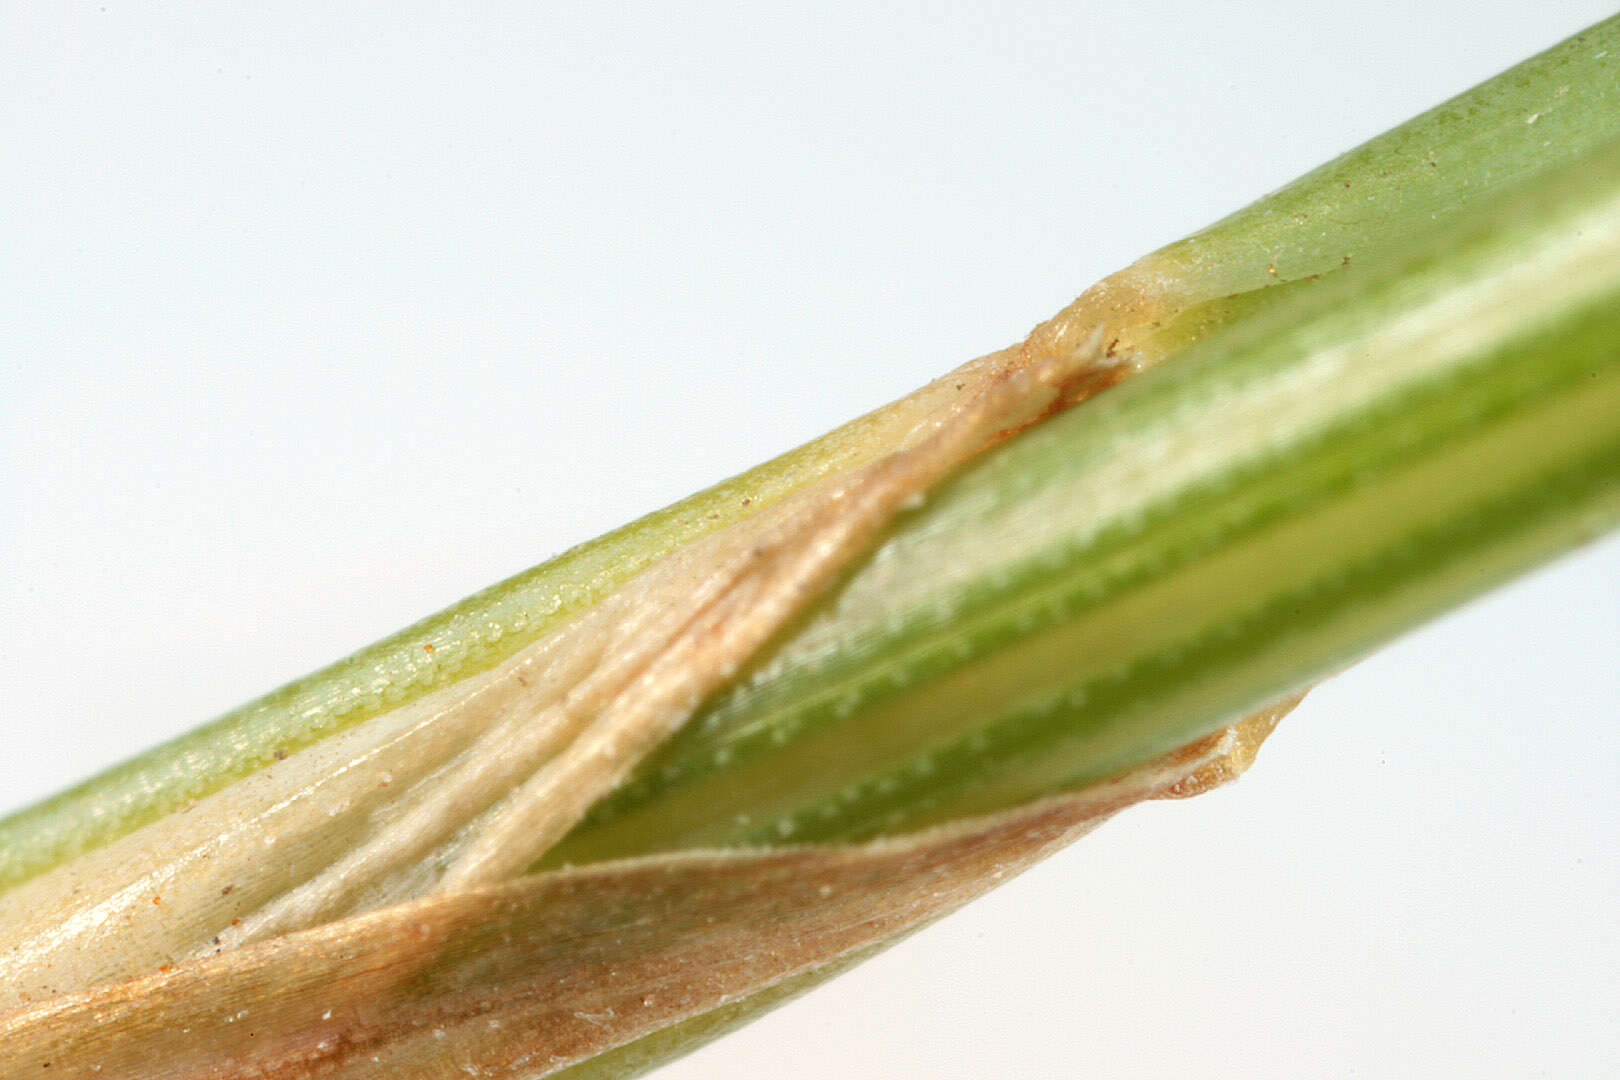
<box><xmin>1150</xmin><ymin>17</ymin><xmax>1620</xmax><ymax>293</ymax></box>
<box><xmin>1</xmin><ymin>14</ymin><xmax>1616</xmax><ymax>894</ymax></box>
<box><xmin>548</xmin><ymin>137</ymin><xmax>1620</xmax><ymax>864</ymax></box>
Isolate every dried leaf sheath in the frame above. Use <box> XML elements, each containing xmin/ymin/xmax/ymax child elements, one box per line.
<box><xmin>0</xmin><ymin>705</ymin><xmax>1295</xmax><ymax>1080</ymax></box>
<box><xmin>0</xmin><ymin>331</ymin><xmax>1131</xmax><ymax>1007</ymax></box>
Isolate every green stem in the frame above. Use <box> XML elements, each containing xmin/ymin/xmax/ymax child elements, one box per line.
<box><xmin>548</xmin><ymin>135</ymin><xmax>1620</xmax><ymax>863</ymax></box>
<box><xmin>2</xmin><ymin>15</ymin><xmax>1616</xmax><ymax>893</ymax></box>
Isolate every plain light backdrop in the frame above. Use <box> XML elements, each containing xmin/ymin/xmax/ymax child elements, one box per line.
<box><xmin>4</xmin><ymin>4</ymin><xmax>1618</xmax><ymax>1077</ymax></box>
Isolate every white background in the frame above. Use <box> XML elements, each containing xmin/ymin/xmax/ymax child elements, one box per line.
<box><xmin>4</xmin><ymin>3</ymin><xmax>1618</xmax><ymax>1077</ymax></box>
